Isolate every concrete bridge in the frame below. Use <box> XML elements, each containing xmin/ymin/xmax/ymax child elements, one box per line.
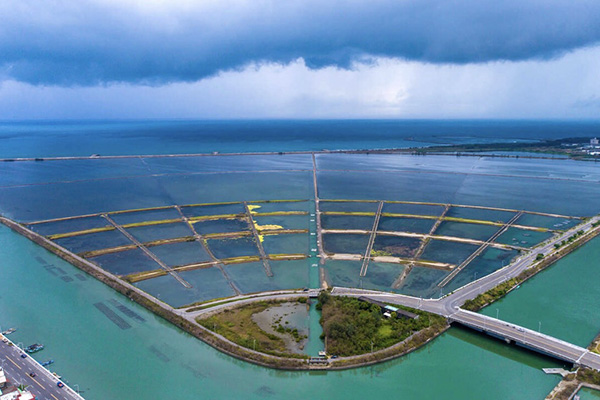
<box><xmin>449</xmin><ymin>309</ymin><xmax>600</xmax><ymax>369</ymax></box>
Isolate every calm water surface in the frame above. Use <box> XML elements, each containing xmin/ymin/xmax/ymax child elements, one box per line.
<box><xmin>2</xmin><ymin>119</ymin><xmax>599</xmax><ymax>158</ymax></box>
<box><xmin>480</xmin><ymin>236</ymin><xmax>600</xmax><ymax>347</ymax></box>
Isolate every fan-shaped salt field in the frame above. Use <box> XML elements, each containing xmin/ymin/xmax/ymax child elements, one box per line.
<box><xmin>2</xmin><ymin>152</ymin><xmax>599</xmax><ymax>308</ymax></box>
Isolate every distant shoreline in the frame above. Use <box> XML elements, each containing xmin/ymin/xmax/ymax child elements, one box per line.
<box><xmin>0</xmin><ymin>139</ymin><xmax>591</xmax><ymax>163</ymax></box>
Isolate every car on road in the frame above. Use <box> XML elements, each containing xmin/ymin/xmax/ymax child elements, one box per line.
<box><xmin>57</xmin><ymin>382</ymin><xmax>64</xmax><ymax>388</ymax></box>
<box><xmin>20</xmin><ymin>354</ymin><xmax>27</xmax><ymax>358</ymax></box>
<box><xmin>29</xmin><ymin>372</ymin><xmax>36</xmax><ymax>377</ymax></box>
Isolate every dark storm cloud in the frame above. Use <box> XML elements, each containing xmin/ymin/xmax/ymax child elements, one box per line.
<box><xmin>2</xmin><ymin>0</ymin><xmax>600</xmax><ymax>86</ymax></box>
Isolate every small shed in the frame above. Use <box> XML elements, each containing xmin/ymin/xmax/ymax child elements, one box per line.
<box><xmin>357</xmin><ymin>296</ymin><xmax>419</xmax><ymax>320</ymax></box>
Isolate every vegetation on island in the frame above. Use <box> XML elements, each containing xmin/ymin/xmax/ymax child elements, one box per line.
<box><xmin>317</xmin><ymin>292</ymin><xmax>446</xmax><ymax>356</ymax></box>
<box><xmin>197</xmin><ymin>299</ymin><xmax>309</xmax><ymax>358</ymax></box>
<box><xmin>410</xmin><ymin>136</ymin><xmax>600</xmax><ymax>160</ymax></box>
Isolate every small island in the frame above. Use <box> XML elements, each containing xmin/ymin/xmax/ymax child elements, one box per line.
<box><xmin>196</xmin><ymin>291</ymin><xmax>448</xmax><ymax>370</ymax></box>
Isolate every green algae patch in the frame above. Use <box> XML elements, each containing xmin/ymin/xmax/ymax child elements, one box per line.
<box><xmin>120</xmin><ymin>218</ymin><xmax>183</xmax><ymax>228</ymax></box>
<box><xmin>370</xmin><ymin>249</ymin><xmax>393</xmax><ymax>257</ymax></box>
<box><xmin>202</xmin><ymin>231</ymin><xmax>252</xmax><ymax>239</ymax></box>
<box><xmin>189</xmin><ymin>214</ymin><xmax>247</xmax><ymax>222</ymax></box>
<box><xmin>79</xmin><ymin>244</ymin><xmax>138</xmax><ymax>258</ymax></box>
<box><xmin>183</xmin><ymin>201</ymin><xmax>242</xmax><ymax>207</ymax></box>
<box><xmin>108</xmin><ymin>205</ymin><xmax>174</xmax><ymax>214</ymax></box>
<box><xmin>442</xmin><ymin>217</ymin><xmax>503</xmax><ymax>226</ymax></box>
<box><xmin>267</xmin><ymin>254</ymin><xmax>307</xmax><ymax>260</ymax></box>
<box><xmin>321</xmin><ymin>211</ymin><xmax>376</xmax><ymax>217</ymax></box>
<box><xmin>252</xmin><ymin>211</ymin><xmax>308</xmax><ymax>216</ymax></box>
<box><xmin>48</xmin><ymin>226</ymin><xmax>115</xmax><ymax>239</ymax></box>
<box><xmin>380</xmin><ymin>213</ymin><xmax>437</xmax><ymax>219</ymax></box>
<box><xmin>247</xmin><ymin>204</ymin><xmax>262</xmax><ymax>214</ymax></box>
<box><xmin>124</xmin><ymin>269</ymin><xmax>168</xmax><ymax>283</ymax></box>
<box><xmin>221</xmin><ymin>256</ymin><xmax>262</xmax><ymax>264</ymax></box>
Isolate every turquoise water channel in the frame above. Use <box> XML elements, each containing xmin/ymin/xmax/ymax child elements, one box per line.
<box><xmin>0</xmin><ymin>225</ymin><xmax>570</xmax><ymax>399</ymax></box>
<box><xmin>579</xmin><ymin>387</ymin><xmax>600</xmax><ymax>399</ymax></box>
<box><xmin>480</xmin><ymin>235</ymin><xmax>600</xmax><ymax>347</ymax></box>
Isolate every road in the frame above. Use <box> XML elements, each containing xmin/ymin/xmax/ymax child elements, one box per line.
<box><xmin>0</xmin><ymin>334</ymin><xmax>83</xmax><ymax>400</ymax></box>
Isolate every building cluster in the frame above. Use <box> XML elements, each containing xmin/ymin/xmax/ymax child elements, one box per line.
<box><xmin>0</xmin><ymin>368</ymin><xmax>35</xmax><ymax>400</ymax></box>
<box><xmin>583</xmin><ymin>137</ymin><xmax>600</xmax><ymax>156</ymax></box>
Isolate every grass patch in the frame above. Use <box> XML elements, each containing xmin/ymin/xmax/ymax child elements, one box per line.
<box><xmin>197</xmin><ymin>300</ymin><xmax>308</xmax><ymax>358</ymax></box>
<box><xmin>577</xmin><ymin>368</ymin><xmax>600</xmax><ymax>386</ymax></box>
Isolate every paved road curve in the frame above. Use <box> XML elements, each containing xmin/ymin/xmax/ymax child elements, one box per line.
<box><xmin>1</xmin><ymin>334</ymin><xmax>84</xmax><ymax>400</ymax></box>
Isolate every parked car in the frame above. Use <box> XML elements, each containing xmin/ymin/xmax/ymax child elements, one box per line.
<box><xmin>57</xmin><ymin>382</ymin><xmax>64</xmax><ymax>388</ymax></box>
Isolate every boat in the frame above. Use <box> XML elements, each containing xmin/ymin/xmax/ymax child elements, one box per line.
<box><xmin>41</xmin><ymin>359</ymin><xmax>54</xmax><ymax>367</ymax></box>
<box><xmin>25</xmin><ymin>343</ymin><xmax>44</xmax><ymax>353</ymax></box>
<box><xmin>1</xmin><ymin>328</ymin><xmax>17</xmax><ymax>335</ymax></box>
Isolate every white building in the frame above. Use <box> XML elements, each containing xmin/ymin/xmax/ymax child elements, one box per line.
<box><xmin>591</xmin><ymin>137</ymin><xmax>599</xmax><ymax>146</ymax></box>
<box><xmin>0</xmin><ymin>368</ymin><xmax>36</xmax><ymax>400</ymax></box>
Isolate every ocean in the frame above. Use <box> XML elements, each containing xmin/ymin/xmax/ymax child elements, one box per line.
<box><xmin>1</xmin><ymin>119</ymin><xmax>599</xmax><ymax>158</ymax></box>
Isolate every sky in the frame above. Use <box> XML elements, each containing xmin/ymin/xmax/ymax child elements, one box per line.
<box><xmin>1</xmin><ymin>0</ymin><xmax>600</xmax><ymax>119</ymax></box>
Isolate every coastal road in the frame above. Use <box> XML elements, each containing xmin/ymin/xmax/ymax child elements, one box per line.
<box><xmin>0</xmin><ymin>335</ymin><xmax>83</xmax><ymax>400</ymax></box>
<box><xmin>181</xmin><ymin>289</ymin><xmax>320</xmax><ymax>320</ymax></box>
